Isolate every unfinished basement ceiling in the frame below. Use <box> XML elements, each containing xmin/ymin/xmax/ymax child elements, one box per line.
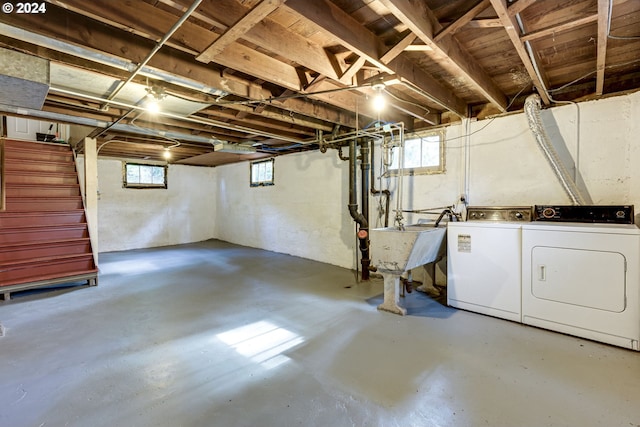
<box><xmin>0</xmin><ymin>0</ymin><xmax>639</xmax><ymax>166</ymax></box>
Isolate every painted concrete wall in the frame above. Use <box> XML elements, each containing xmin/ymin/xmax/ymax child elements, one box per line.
<box><xmin>463</xmin><ymin>91</ymin><xmax>640</xmax><ymax>208</ymax></box>
<box><xmin>214</xmin><ymin>151</ymin><xmax>357</xmax><ymax>269</ymax></box>
<box><xmin>214</xmin><ymin>91</ymin><xmax>640</xmax><ymax>270</ymax></box>
<box><xmin>69</xmin><ymin>90</ymin><xmax>640</xmax><ymax>267</ymax></box>
<box><xmin>77</xmin><ymin>157</ymin><xmax>217</xmax><ymax>253</ymax></box>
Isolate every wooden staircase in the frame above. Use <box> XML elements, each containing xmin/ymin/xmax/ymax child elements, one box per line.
<box><xmin>0</xmin><ymin>139</ymin><xmax>98</xmax><ymax>300</ymax></box>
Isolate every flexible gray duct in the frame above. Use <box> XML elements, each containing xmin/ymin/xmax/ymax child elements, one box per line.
<box><xmin>524</xmin><ymin>94</ymin><xmax>585</xmax><ymax>205</ymax></box>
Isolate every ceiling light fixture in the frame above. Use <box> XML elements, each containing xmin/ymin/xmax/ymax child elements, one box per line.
<box><xmin>145</xmin><ymin>85</ymin><xmax>166</xmax><ymax>113</ymax></box>
<box><xmin>163</xmin><ymin>148</ymin><xmax>171</xmax><ymax>159</ymax></box>
<box><xmin>371</xmin><ymin>82</ymin><xmax>386</xmax><ymax>112</ymax></box>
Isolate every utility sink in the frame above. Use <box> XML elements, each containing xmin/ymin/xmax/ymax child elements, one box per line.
<box><xmin>371</xmin><ymin>224</ymin><xmax>446</xmax><ymax>273</ymax></box>
<box><xmin>371</xmin><ymin>224</ymin><xmax>447</xmax><ymax>315</ymax></box>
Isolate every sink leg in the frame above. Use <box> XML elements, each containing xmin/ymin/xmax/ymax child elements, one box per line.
<box><xmin>417</xmin><ymin>263</ymin><xmax>440</xmax><ymax>297</ymax></box>
<box><xmin>378</xmin><ymin>273</ymin><xmax>407</xmax><ymax>316</ymax></box>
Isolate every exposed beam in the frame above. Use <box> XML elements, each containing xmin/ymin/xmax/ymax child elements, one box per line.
<box><xmin>173</xmin><ymin>0</ymin><xmax>341</xmax><ymax>80</ymax></box>
<box><xmin>507</xmin><ymin>0</ymin><xmax>538</xmax><ymax>16</ymax></box>
<box><xmin>404</xmin><ymin>44</ymin><xmax>433</xmax><ymax>52</ymax></box>
<box><xmin>379</xmin><ymin>0</ymin><xmax>508</xmax><ymax>111</ymax></box>
<box><xmin>31</xmin><ymin>2</ymin><xmax>368</xmax><ymax>125</ymax></box>
<box><xmin>490</xmin><ymin>0</ymin><xmax>551</xmax><ymax>104</ymax></box>
<box><xmin>465</xmin><ymin>18</ymin><xmax>503</xmax><ymax>28</ymax></box>
<box><xmin>440</xmin><ymin>18</ymin><xmax>502</xmax><ymax>29</ymax></box>
<box><xmin>434</xmin><ymin>0</ymin><xmax>491</xmax><ymax>42</ymax></box>
<box><xmin>596</xmin><ymin>0</ymin><xmax>609</xmax><ymax>95</ymax></box>
<box><xmin>380</xmin><ymin>32</ymin><xmax>417</xmax><ymax>64</ymax></box>
<box><xmin>285</xmin><ymin>0</ymin><xmax>468</xmax><ymax>117</ymax></box>
<box><xmin>0</xmin><ymin>20</ymin><xmax>355</xmax><ymax>130</ymax></box>
<box><xmin>339</xmin><ymin>56</ymin><xmax>367</xmax><ymax>84</ymax></box>
<box><xmin>520</xmin><ymin>14</ymin><xmax>598</xmax><ymax>42</ymax></box>
<box><xmin>196</xmin><ymin>0</ymin><xmax>285</xmax><ymax>63</ymax></box>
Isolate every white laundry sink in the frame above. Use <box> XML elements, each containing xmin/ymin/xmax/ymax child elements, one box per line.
<box><xmin>371</xmin><ymin>224</ymin><xmax>446</xmax><ymax>273</ymax></box>
<box><xmin>371</xmin><ymin>223</ymin><xmax>447</xmax><ymax>315</ymax></box>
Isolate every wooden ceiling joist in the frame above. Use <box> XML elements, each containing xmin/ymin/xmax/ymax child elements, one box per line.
<box><xmin>379</xmin><ymin>0</ymin><xmax>508</xmax><ymax>112</ymax></box>
<box><xmin>196</xmin><ymin>0</ymin><xmax>285</xmax><ymax>63</ymax></box>
<box><xmin>596</xmin><ymin>0</ymin><xmax>610</xmax><ymax>95</ymax></box>
<box><xmin>434</xmin><ymin>0</ymin><xmax>491</xmax><ymax>42</ymax></box>
<box><xmin>520</xmin><ymin>14</ymin><xmax>599</xmax><ymax>42</ymax></box>
<box><xmin>507</xmin><ymin>0</ymin><xmax>538</xmax><ymax>17</ymax></box>
<box><xmin>2</xmin><ymin>0</ymin><xmax>638</xmax><ymax>166</ymax></box>
<box><xmin>490</xmin><ymin>0</ymin><xmax>551</xmax><ymax>104</ymax></box>
<box><xmin>285</xmin><ymin>0</ymin><xmax>468</xmax><ymax>117</ymax></box>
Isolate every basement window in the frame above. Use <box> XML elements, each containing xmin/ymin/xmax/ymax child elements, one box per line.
<box><xmin>388</xmin><ymin>130</ymin><xmax>444</xmax><ymax>175</ymax></box>
<box><xmin>250</xmin><ymin>158</ymin><xmax>275</xmax><ymax>187</ymax></box>
<box><xmin>123</xmin><ymin>162</ymin><xmax>167</xmax><ymax>189</ymax></box>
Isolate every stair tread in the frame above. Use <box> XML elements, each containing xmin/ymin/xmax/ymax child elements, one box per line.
<box><xmin>4</xmin><ymin>156</ymin><xmax>74</xmax><ymax>163</ymax></box>
<box><xmin>0</xmin><ymin>253</ymin><xmax>94</xmax><ymax>268</ymax></box>
<box><xmin>6</xmin><ymin>196</ymin><xmax>83</xmax><ymax>200</ymax></box>
<box><xmin>0</xmin><ymin>237</ymin><xmax>91</xmax><ymax>249</ymax></box>
<box><xmin>6</xmin><ymin>183</ymin><xmax>80</xmax><ymax>188</ymax></box>
<box><xmin>5</xmin><ymin>169</ymin><xmax>78</xmax><ymax>176</ymax></box>
<box><xmin>0</xmin><ymin>223</ymin><xmax>88</xmax><ymax>232</ymax></box>
<box><xmin>0</xmin><ymin>209</ymin><xmax>85</xmax><ymax>216</ymax></box>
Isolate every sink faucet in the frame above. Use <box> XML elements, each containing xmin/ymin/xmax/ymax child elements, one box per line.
<box><xmin>435</xmin><ymin>208</ymin><xmax>458</xmax><ymax>227</ymax></box>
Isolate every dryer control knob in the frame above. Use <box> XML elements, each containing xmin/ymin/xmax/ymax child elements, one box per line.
<box><xmin>542</xmin><ymin>207</ymin><xmax>556</xmax><ymax>218</ymax></box>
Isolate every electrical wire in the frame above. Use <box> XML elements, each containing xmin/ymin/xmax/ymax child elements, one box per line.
<box><xmin>442</xmin><ymin>82</ymin><xmax>531</xmax><ymax>143</ymax></box>
<box><xmin>382</xmin><ymin>88</ymin><xmax>431</xmax><ymax>116</ymax></box>
<box><xmin>214</xmin><ymin>83</ymin><xmax>374</xmax><ymax>106</ymax></box>
<box><xmin>607</xmin><ymin>0</ymin><xmax>640</xmax><ymax>40</ymax></box>
<box><xmin>548</xmin><ymin>58</ymin><xmax>640</xmax><ymax>93</ymax></box>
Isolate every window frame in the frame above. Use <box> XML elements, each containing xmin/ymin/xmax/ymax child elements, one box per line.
<box><xmin>250</xmin><ymin>158</ymin><xmax>275</xmax><ymax>187</ymax></box>
<box><xmin>122</xmin><ymin>162</ymin><xmax>168</xmax><ymax>189</ymax></box>
<box><xmin>387</xmin><ymin>129</ymin><xmax>445</xmax><ymax>176</ymax></box>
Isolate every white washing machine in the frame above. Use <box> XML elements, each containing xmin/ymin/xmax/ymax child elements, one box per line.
<box><xmin>522</xmin><ymin>221</ymin><xmax>640</xmax><ymax>350</ymax></box>
<box><xmin>447</xmin><ymin>207</ymin><xmax>532</xmax><ymax>322</ymax></box>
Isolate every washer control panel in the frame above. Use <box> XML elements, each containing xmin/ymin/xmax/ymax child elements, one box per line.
<box><xmin>534</xmin><ymin>205</ymin><xmax>635</xmax><ymax>224</ymax></box>
<box><xmin>466</xmin><ymin>206</ymin><xmax>533</xmax><ymax>222</ymax></box>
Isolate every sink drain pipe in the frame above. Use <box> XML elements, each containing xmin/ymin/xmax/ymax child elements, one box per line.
<box><xmin>349</xmin><ymin>137</ymin><xmax>370</xmax><ymax>280</ymax></box>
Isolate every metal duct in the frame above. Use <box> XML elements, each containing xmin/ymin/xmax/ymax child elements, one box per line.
<box><xmin>0</xmin><ymin>104</ymin><xmax>224</xmax><ymax>145</ymax></box>
<box><xmin>0</xmin><ymin>22</ymin><xmax>228</xmax><ymax>98</ymax></box>
<box><xmin>0</xmin><ymin>48</ymin><xmax>49</xmax><ymax>110</ymax></box>
<box><xmin>524</xmin><ymin>93</ymin><xmax>586</xmax><ymax>205</ymax></box>
<box><xmin>49</xmin><ymin>87</ymin><xmax>303</xmax><ymax>143</ymax></box>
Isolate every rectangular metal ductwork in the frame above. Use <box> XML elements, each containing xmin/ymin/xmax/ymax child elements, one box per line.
<box><xmin>0</xmin><ymin>48</ymin><xmax>50</xmax><ymax>110</ymax></box>
<box><xmin>213</xmin><ymin>142</ymin><xmax>257</xmax><ymax>154</ymax></box>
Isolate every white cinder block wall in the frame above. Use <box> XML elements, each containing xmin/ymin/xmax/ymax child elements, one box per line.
<box><xmin>214</xmin><ymin>91</ymin><xmax>640</xmax><ymax>270</ymax></box>
<box><xmin>214</xmin><ymin>151</ymin><xmax>357</xmax><ymax>269</ymax></box>
<box><xmin>73</xmin><ymin>90</ymin><xmax>640</xmax><ymax>269</ymax></box>
<box><xmin>77</xmin><ymin>158</ymin><xmax>217</xmax><ymax>253</ymax></box>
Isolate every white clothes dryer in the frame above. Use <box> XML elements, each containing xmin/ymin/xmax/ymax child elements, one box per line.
<box><xmin>522</xmin><ymin>222</ymin><xmax>640</xmax><ymax>350</ymax></box>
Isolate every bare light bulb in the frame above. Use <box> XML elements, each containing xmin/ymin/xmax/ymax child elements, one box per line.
<box><xmin>163</xmin><ymin>148</ymin><xmax>171</xmax><ymax>159</ymax></box>
<box><xmin>146</xmin><ymin>99</ymin><xmax>160</xmax><ymax>113</ymax></box>
<box><xmin>373</xmin><ymin>92</ymin><xmax>386</xmax><ymax>111</ymax></box>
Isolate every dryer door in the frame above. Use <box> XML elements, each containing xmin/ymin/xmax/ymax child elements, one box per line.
<box><xmin>522</xmin><ymin>224</ymin><xmax>640</xmax><ymax>350</ymax></box>
<box><xmin>531</xmin><ymin>246</ymin><xmax>626</xmax><ymax>312</ymax></box>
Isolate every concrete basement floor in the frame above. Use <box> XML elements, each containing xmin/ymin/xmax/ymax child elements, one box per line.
<box><xmin>1</xmin><ymin>239</ymin><xmax>639</xmax><ymax>427</ymax></box>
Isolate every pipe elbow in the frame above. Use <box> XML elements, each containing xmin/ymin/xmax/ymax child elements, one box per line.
<box><xmin>348</xmin><ymin>204</ymin><xmax>368</xmax><ymax>228</ymax></box>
